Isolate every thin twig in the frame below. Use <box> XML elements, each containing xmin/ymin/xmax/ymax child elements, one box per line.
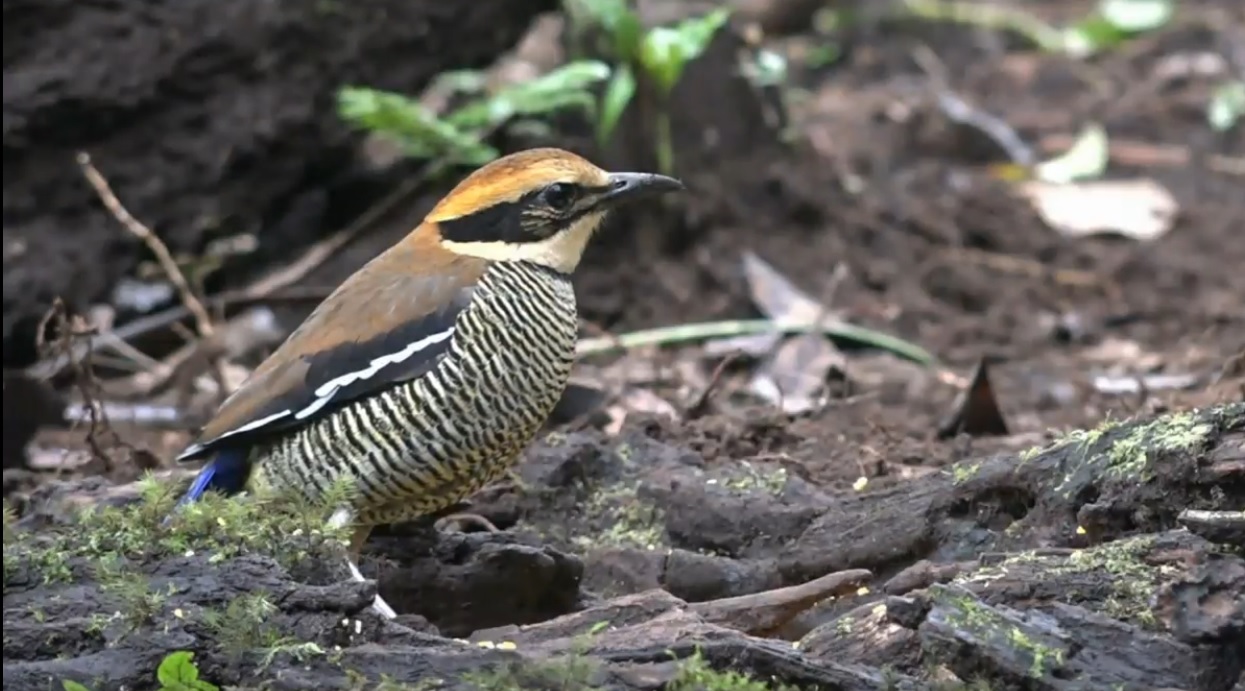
<box><xmin>77</xmin><ymin>152</ymin><xmax>215</xmax><ymax>340</ymax></box>
<box><xmin>24</xmin><ymin>286</ymin><xmax>329</xmax><ymax>382</ymax></box>
<box><xmin>30</xmin><ymin>158</ymin><xmax>440</xmax><ymax>383</ymax></box>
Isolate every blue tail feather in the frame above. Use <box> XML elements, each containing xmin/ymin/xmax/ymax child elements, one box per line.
<box><xmin>164</xmin><ymin>448</ymin><xmax>252</xmax><ymax>524</ymax></box>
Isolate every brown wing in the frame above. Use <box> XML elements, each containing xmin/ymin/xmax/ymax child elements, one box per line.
<box><xmin>176</xmin><ymin>235</ymin><xmax>487</xmax><ymax>462</ymax></box>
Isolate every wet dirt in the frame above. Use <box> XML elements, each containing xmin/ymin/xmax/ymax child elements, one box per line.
<box><xmin>5</xmin><ymin>1</ymin><xmax>1245</xmax><ymax>689</ymax></box>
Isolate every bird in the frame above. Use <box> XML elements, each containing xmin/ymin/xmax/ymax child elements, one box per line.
<box><xmin>166</xmin><ymin>148</ymin><xmax>683</xmax><ymax>618</ymax></box>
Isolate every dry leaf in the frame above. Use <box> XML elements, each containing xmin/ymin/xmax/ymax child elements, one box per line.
<box><xmin>1020</xmin><ymin>178</ymin><xmax>1178</xmax><ymax>241</ymax></box>
<box><xmin>1092</xmin><ymin>372</ymin><xmax>1201</xmax><ymax>395</ymax></box>
<box><xmin>741</xmin><ymin>250</ymin><xmax>825</xmax><ymax>323</ymax></box>
<box><xmin>749</xmin><ymin>332</ymin><xmax>845</xmax><ymax>413</ymax></box>
<box><xmin>937</xmin><ymin>358</ymin><xmax>1010</xmax><ymax>439</ymax></box>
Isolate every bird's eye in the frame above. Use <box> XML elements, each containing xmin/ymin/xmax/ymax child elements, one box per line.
<box><xmin>542</xmin><ymin>183</ymin><xmax>574</xmax><ymax>211</ymax></box>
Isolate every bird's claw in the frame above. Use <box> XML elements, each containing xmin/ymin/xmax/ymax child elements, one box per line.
<box><xmin>433</xmin><ymin>512</ymin><xmax>500</xmax><ymax>533</ymax></box>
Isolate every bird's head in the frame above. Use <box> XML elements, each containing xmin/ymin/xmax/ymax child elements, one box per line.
<box><xmin>424</xmin><ymin>148</ymin><xmax>683</xmax><ymax>273</ymax></box>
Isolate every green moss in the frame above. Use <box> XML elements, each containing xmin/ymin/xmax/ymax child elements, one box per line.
<box><xmin>951</xmin><ymin>461</ymin><xmax>983</xmax><ymax>485</ymax></box>
<box><xmin>1105</xmin><ymin>410</ymin><xmax>1211</xmax><ymax>479</ymax></box>
<box><xmin>571</xmin><ymin>483</ymin><xmax>666</xmax><ymax>552</ymax></box>
<box><xmin>668</xmin><ymin>651</ymin><xmax>799</xmax><ymax>691</ymax></box>
<box><xmin>1061</xmin><ymin>536</ymin><xmax>1167</xmax><ymax>626</ymax></box>
<box><xmin>95</xmin><ymin>558</ymin><xmax>170</xmax><ymax>627</ymax></box>
<box><xmin>722</xmin><ymin>461</ymin><xmax>788</xmax><ymax>496</ymax></box>
<box><xmin>940</xmin><ymin>591</ymin><xmax>1064</xmax><ymax>679</ymax></box>
<box><xmin>464</xmin><ymin>654</ymin><xmax>601</xmax><ymax>691</ymax></box>
<box><xmin>4</xmin><ymin>473</ymin><xmax>354</xmax><ymax>588</ymax></box>
<box><xmin>202</xmin><ymin>592</ymin><xmax>282</xmax><ymax>657</ymax></box>
<box><xmin>962</xmin><ymin>536</ymin><xmax>1168</xmax><ymax>627</ymax></box>
<box><xmin>1051</xmin><ymin>410</ymin><xmax>1215</xmax><ymax>495</ymax></box>
<box><xmin>1016</xmin><ymin>445</ymin><xmax>1042</xmax><ymax>464</ymax></box>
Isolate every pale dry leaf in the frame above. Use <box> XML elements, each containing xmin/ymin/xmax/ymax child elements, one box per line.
<box><xmin>749</xmin><ymin>332</ymin><xmax>845</xmax><ymax>414</ymax></box>
<box><xmin>1019</xmin><ymin>178</ymin><xmax>1178</xmax><ymax>241</ymax></box>
<box><xmin>618</xmin><ymin>388</ymin><xmax>679</xmax><ymax>419</ymax></box>
<box><xmin>740</xmin><ymin>250</ymin><xmax>825</xmax><ymax>323</ymax></box>
<box><xmin>1092</xmin><ymin>372</ymin><xmax>1201</xmax><ymax>395</ymax></box>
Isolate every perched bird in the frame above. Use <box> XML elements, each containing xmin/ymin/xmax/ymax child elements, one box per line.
<box><xmin>168</xmin><ymin>148</ymin><xmax>683</xmax><ymax>617</ymax></box>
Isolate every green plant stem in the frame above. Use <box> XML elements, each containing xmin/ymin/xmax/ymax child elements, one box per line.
<box><xmin>900</xmin><ymin>0</ymin><xmax>1066</xmax><ymax>51</ymax></box>
<box><xmin>576</xmin><ymin>318</ymin><xmax>937</xmax><ymax>366</ymax></box>
<box><xmin>655</xmin><ymin>109</ymin><xmax>674</xmax><ymax>176</ymax></box>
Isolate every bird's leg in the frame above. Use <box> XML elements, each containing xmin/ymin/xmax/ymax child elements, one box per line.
<box><xmin>328</xmin><ymin>507</ymin><xmax>397</xmax><ymax>620</ymax></box>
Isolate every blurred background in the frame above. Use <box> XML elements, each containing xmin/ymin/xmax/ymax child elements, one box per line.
<box><xmin>3</xmin><ymin>0</ymin><xmax>1242</xmax><ymax>516</ymax></box>
<box><xmin>4</xmin><ymin>1</ymin><xmax>1245</xmax><ymax>688</ymax></box>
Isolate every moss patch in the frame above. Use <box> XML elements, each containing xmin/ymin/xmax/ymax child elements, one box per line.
<box><xmin>719</xmin><ymin>460</ymin><xmax>788</xmax><ymax>496</ymax></box>
<box><xmin>1052</xmin><ymin>410</ymin><xmax>1215</xmax><ymax>496</ymax></box>
<box><xmin>668</xmin><ymin>651</ymin><xmax>800</xmax><ymax>690</ymax></box>
<box><xmin>938</xmin><ymin>590</ymin><xmax>1065</xmax><ymax>679</ymax></box>
<box><xmin>4</xmin><ymin>474</ymin><xmax>353</xmax><ymax>590</ymax></box>
<box><xmin>570</xmin><ymin>483</ymin><xmax>667</xmax><ymax>552</ymax></box>
<box><xmin>960</xmin><ymin>535</ymin><xmax>1171</xmax><ymax>627</ymax></box>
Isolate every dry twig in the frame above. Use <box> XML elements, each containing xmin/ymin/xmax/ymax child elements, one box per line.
<box><xmin>76</xmin><ymin>152</ymin><xmax>215</xmax><ymax>341</ymax></box>
<box><xmin>76</xmin><ymin>152</ymin><xmax>234</xmax><ymax>400</ymax></box>
<box><xmin>34</xmin><ymin>299</ymin><xmax>121</xmax><ymax>474</ymax></box>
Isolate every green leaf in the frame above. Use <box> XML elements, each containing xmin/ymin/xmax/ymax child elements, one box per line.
<box><xmin>337</xmin><ymin>86</ymin><xmax>497</xmax><ymax>165</ymax></box>
<box><xmin>62</xmin><ymin>682</ymin><xmax>91</xmax><ymax>691</ymax></box>
<box><xmin>1059</xmin><ymin>17</ymin><xmax>1128</xmax><ymax>57</ymax></box>
<box><xmin>1208</xmin><ymin>81</ymin><xmax>1245</xmax><ymax>132</ymax></box>
<box><xmin>1098</xmin><ymin>0</ymin><xmax>1173</xmax><ymax>32</ymax></box>
<box><xmin>568</xmin><ymin>0</ymin><xmax>643</xmax><ymax>58</ymax></box>
<box><xmin>639</xmin><ymin>8</ymin><xmax>731</xmax><ymax>94</ymax></box>
<box><xmin>156</xmin><ymin>651</ymin><xmax>219</xmax><ymax>691</ymax></box>
<box><xmin>597</xmin><ymin>64</ymin><xmax>636</xmax><ymax>146</ymax></box>
<box><xmin>448</xmin><ymin>60</ymin><xmax>610</xmax><ymax>131</ymax></box>
<box><xmin>638</xmin><ymin>27</ymin><xmax>683</xmax><ymax>94</ymax></box>
<box><xmin>612</xmin><ymin>10</ymin><xmax>645</xmax><ymax>60</ymax></box>
<box><xmin>1034</xmin><ymin>122</ymin><xmax>1110</xmax><ymax>183</ymax></box>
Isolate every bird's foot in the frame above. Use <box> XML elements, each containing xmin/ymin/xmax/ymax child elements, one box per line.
<box><xmin>345</xmin><ymin>556</ymin><xmax>396</xmax><ymax>619</ymax></box>
<box><xmin>433</xmin><ymin>512</ymin><xmax>500</xmax><ymax>533</ymax></box>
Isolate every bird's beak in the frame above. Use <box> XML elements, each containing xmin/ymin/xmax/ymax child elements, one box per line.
<box><xmin>601</xmin><ymin>172</ymin><xmax>684</xmax><ymax>206</ymax></box>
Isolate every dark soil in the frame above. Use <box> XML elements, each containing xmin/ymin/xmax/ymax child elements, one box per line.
<box><xmin>2</xmin><ymin>0</ymin><xmax>560</xmax><ymax>367</ymax></box>
<box><xmin>4</xmin><ymin>1</ymin><xmax>1245</xmax><ymax>690</ymax></box>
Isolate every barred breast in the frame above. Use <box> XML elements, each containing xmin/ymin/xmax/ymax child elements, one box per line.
<box><xmin>250</xmin><ymin>260</ymin><xmax>578</xmax><ymax>525</ymax></box>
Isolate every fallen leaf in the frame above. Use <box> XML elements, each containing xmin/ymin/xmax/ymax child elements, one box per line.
<box><xmin>1019</xmin><ymin>177</ymin><xmax>1178</xmax><ymax>241</ymax></box>
<box><xmin>749</xmin><ymin>332</ymin><xmax>845</xmax><ymax>413</ymax></box>
<box><xmin>1092</xmin><ymin>372</ymin><xmax>1202</xmax><ymax>395</ymax></box>
<box><xmin>1099</xmin><ymin>0</ymin><xmax>1174</xmax><ymax>33</ymax></box>
<box><xmin>740</xmin><ymin>250</ymin><xmax>826</xmax><ymax>323</ymax></box>
<box><xmin>1208</xmin><ymin>80</ymin><xmax>1244</xmax><ymax>133</ymax></box>
<box><xmin>937</xmin><ymin>358</ymin><xmax>1010</xmax><ymax>439</ymax></box>
<box><xmin>1033</xmin><ymin>122</ymin><xmax>1109</xmax><ymax>183</ymax></box>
